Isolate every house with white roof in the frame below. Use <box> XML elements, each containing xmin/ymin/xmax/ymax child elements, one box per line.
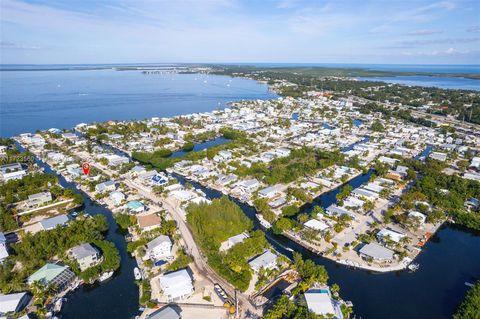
<box><xmin>95</xmin><ymin>180</ymin><xmax>116</xmax><ymax>193</ymax></box>
<box><xmin>248</xmin><ymin>250</ymin><xmax>278</xmax><ymax>272</ymax></box>
<box><xmin>27</xmin><ymin>191</ymin><xmax>52</xmax><ymax>208</ymax></box>
<box><xmin>359</xmin><ymin>242</ymin><xmax>394</xmax><ymax>262</ymax></box>
<box><xmin>109</xmin><ymin>191</ymin><xmax>125</xmax><ymax>206</ymax></box>
<box><xmin>304</xmin><ymin>288</ymin><xmax>343</xmax><ymax>319</ymax></box>
<box><xmin>304</xmin><ymin>219</ymin><xmax>330</xmax><ymax>233</ymax></box>
<box><xmin>159</xmin><ymin>269</ymin><xmax>194</xmax><ymax>302</ymax></box>
<box><xmin>352</xmin><ymin>188</ymin><xmax>379</xmax><ymax>201</ymax></box>
<box><xmin>429</xmin><ymin>152</ymin><xmax>447</xmax><ymax>162</ymax></box>
<box><xmin>146</xmin><ymin>235</ymin><xmax>172</xmax><ymax>261</ymax></box>
<box><xmin>0</xmin><ymin>163</ymin><xmax>26</xmax><ymax>181</ymax></box>
<box><xmin>39</xmin><ymin>214</ymin><xmax>69</xmax><ymax>231</ymax></box>
<box><xmin>258</xmin><ymin>184</ymin><xmax>283</xmax><ymax>199</ymax></box>
<box><xmin>377</xmin><ymin>228</ymin><xmax>405</xmax><ymax>244</ymax></box>
<box><xmin>219</xmin><ymin>232</ymin><xmax>249</xmax><ymax>252</ymax></box>
<box><xmin>237</xmin><ymin>179</ymin><xmax>261</xmax><ymax>193</ymax></box>
<box><xmin>0</xmin><ymin>292</ymin><xmax>31</xmax><ymax>315</ymax></box>
<box><xmin>325</xmin><ymin>205</ymin><xmax>356</xmax><ymax>219</ymax></box>
<box><xmin>69</xmin><ymin>243</ymin><xmax>101</xmax><ymax>271</ymax></box>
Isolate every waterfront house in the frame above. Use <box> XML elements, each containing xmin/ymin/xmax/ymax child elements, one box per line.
<box><xmin>237</xmin><ymin>179</ymin><xmax>261</xmax><ymax>193</ymax></box>
<box><xmin>146</xmin><ymin>235</ymin><xmax>172</xmax><ymax>261</ymax></box>
<box><xmin>0</xmin><ymin>233</ymin><xmax>8</xmax><ymax>263</ymax></box>
<box><xmin>304</xmin><ymin>219</ymin><xmax>330</xmax><ymax>233</ymax></box>
<box><xmin>39</xmin><ymin>214</ymin><xmax>69</xmax><ymax>231</ymax></box>
<box><xmin>325</xmin><ymin>205</ymin><xmax>356</xmax><ymax>220</ymax></box>
<box><xmin>169</xmin><ymin>189</ymin><xmax>196</xmax><ymax>202</ymax></box>
<box><xmin>67</xmin><ymin>165</ymin><xmax>83</xmax><ymax>178</ymax></box>
<box><xmin>248</xmin><ymin>250</ymin><xmax>278</xmax><ymax>273</ymax></box>
<box><xmin>269</xmin><ymin>197</ymin><xmax>287</xmax><ymax>209</ymax></box>
<box><xmin>216</xmin><ymin>174</ymin><xmax>237</xmax><ymax>186</ymax></box>
<box><xmin>429</xmin><ymin>152</ymin><xmax>447</xmax><ymax>162</ymax></box>
<box><xmin>0</xmin><ymin>163</ymin><xmax>26</xmax><ymax>181</ymax></box>
<box><xmin>352</xmin><ymin>188</ymin><xmax>379</xmax><ymax>201</ymax></box>
<box><xmin>27</xmin><ymin>191</ymin><xmax>53</xmax><ymax>208</ymax></box>
<box><xmin>258</xmin><ymin>185</ymin><xmax>283</xmax><ymax>199</ymax></box>
<box><xmin>0</xmin><ymin>292</ymin><xmax>31</xmax><ymax>315</ymax></box>
<box><xmin>159</xmin><ymin>269</ymin><xmax>194</xmax><ymax>302</ymax></box>
<box><xmin>377</xmin><ymin>228</ymin><xmax>405</xmax><ymax>244</ymax></box>
<box><xmin>304</xmin><ymin>287</ymin><xmax>343</xmax><ymax>319</ymax></box>
<box><xmin>219</xmin><ymin>232</ymin><xmax>249</xmax><ymax>252</ymax></box>
<box><xmin>47</xmin><ymin>152</ymin><xmax>69</xmax><ymax>163</ymax></box>
<box><xmin>109</xmin><ymin>191</ymin><xmax>126</xmax><ymax>206</ymax></box>
<box><xmin>103</xmin><ymin>154</ymin><xmax>130</xmax><ymax>166</ymax></box>
<box><xmin>95</xmin><ymin>180</ymin><xmax>116</xmax><ymax>193</ymax></box>
<box><xmin>137</xmin><ymin>213</ymin><xmax>162</xmax><ymax>232</ymax></box>
<box><xmin>27</xmin><ymin>263</ymin><xmax>75</xmax><ymax>292</ymax></box>
<box><xmin>359</xmin><ymin>242</ymin><xmax>394</xmax><ymax>262</ymax></box>
<box><xmin>147</xmin><ymin>306</ymin><xmax>181</xmax><ymax>319</ymax></box>
<box><xmin>69</xmin><ymin>243</ymin><xmax>101</xmax><ymax>271</ymax></box>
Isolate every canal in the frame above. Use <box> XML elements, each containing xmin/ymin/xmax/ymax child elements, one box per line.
<box><xmin>173</xmin><ymin>172</ymin><xmax>480</xmax><ymax>319</ymax></box>
<box><xmin>19</xmin><ymin>144</ymin><xmax>140</xmax><ymax>319</ymax></box>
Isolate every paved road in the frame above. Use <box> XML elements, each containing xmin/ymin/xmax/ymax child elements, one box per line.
<box><xmin>125</xmin><ymin>180</ymin><xmax>262</xmax><ymax>318</ymax></box>
<box><xmin>45</xmin><ymin>137</ymin><xmax>262</xmax><ymax>318</ymax></box>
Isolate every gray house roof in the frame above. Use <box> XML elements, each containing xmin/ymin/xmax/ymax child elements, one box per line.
<box><xmin>147</xmin><ymin>306</ymin><xmax>180</xmax><ymax>319</ymax></box>
<box><xmin>359</xmin><ymin>243</ymin><xmax>394</xmax><ymax>261</ymax></box>
<box><xmin>249</xmin><ymin>250</ymin><xmax>277</xmax><ymax>270</ymax></box>
<box><xmin>39</xmin><ymin>215</ymin><xmax>69</xmax><ymax>230</ymax></box>
<box><xmin>70</xmin><ymin>243</ymin><xmax>98</xmax><ymax>260</ymax></box>
<box><xmin>146</xmin><ymin>235</ymin><xmax>172</xmax><ymax>251</ymax></box>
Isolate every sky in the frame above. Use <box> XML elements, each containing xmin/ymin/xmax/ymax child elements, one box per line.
<box><xmin>0</xmin><ymin>0</ymin><xmax>479</xmax><ymax>65</ymax></box>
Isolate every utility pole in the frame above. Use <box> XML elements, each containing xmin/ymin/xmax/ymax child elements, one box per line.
<box><xmin>235</xmin><ymin>289</ymin><xmax>239</xmax><ymax>318</ymax></box>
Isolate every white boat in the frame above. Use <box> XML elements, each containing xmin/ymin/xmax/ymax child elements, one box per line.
<box><xmin>134</xmin><ymin>267</ymin><xmax>142</xmax><ymax>281</ymax></box>
<box><xmin>53</xmin><ymin>298</ymin><xmax>64</xmax><ymax>313</ymax></box>
<box><xmin>99</xmin><ymin>271</ymin><xmax>114</xmax><ymax>282</ymax></box>
<box><xmin>408</xmin><ymin>263</ymin><xmax>420</xmax><ymax>272</ymax></box>
<box><xmin>256</xmin><ymin>214</ymin><xmax>272</xmax><ymax>229</ymax></box>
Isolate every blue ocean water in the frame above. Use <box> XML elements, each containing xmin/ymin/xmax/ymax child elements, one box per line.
<box><xmin>233</xmin><ymin>63</ymin><xmax>480</xmax><ymax>74</ymax></box>
<box><xmin>0</xmin><ymin>70</ymin><xmax>276</xmax><ymax>137</ymax></box>
<box><xmin>356</xmin><ymin>75</ymin><xmax>480</xmax><ymax>91</ymax></box>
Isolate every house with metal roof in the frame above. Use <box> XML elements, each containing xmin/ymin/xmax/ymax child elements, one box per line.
<box><xmin>304</xmin><ymin>288</ymin><xmax>343</xmax><ymax>319</ymax></box>
<box><xmin>69</xmin><ymin>243</ymin><xmax>101</xmax><ymax>271</ymax></box>
<box><xmin>95</xmin><ymin>180</ymin><xmax>116</xmax><ymax>193</ymax></box>
<box><xmin>220</xmin><ymin>232</ymin><xmax>249</xmax><ymax>252</ymax></box>
<box><xmin>146</xmin><ymin>235</ymin><xmax>172</xmax><ymax>261</ymax></box>
<box><xmin>248</xmin><ymin>250</ymin><xmax>278</xmax><ymax>273</ymax></box>
<box><xmin>27</xmin><ymin>191</ymin><xmax>52</xmax><ymax>208</ymax></box>
<box><xmin>159</xmin><ymin>269</ymin><xmax>194</xmax><ymax>302</ymax></box>
<box><xmin>39</xmin><ymin>214</ymin><xmax>69</xmax><ymax>231</ymax></box>
<box><xmin>359</xmin><ymin>242</ymin><xmax>394</xmax><ymax>261</ymax></box>
<box><xmin>147</xmin><ymin>305</ymin><xmax>181</xmax><ymax>319</ymax></box>
<box><xmin>0</xmin><ymin>292</ymin><xmax>31</xmax><ymax>315</ymax></box>
<box><xmin>27</xmin><ymin>263</ymin><xmax>75</xmax><ymax>292</ymax></box>
<box><xmin>377</xmin><ymin>228</ymin><xmax>405</xmax><ymax>244</ymax></box>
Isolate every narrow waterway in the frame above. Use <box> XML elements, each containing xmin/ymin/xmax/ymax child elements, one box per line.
<box><xmin>18</xmin><ymin>144</ymin><xmax>139</xmax><ymax>319</ymax></box>
<box><xmin>172</xmin><ymin>173</ymin><xmax>480</xmax><ymax>319</ymax></box>
<box><xmin>169</xmin><ymin>136</ymin><xmax>230</xmax><ymax>158</ymax></box>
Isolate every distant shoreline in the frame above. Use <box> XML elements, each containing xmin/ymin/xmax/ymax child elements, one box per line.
<box><xmin>1</xmin><ymin>63</ymin><xmax>480</xmax><ymax>80</ymax></box>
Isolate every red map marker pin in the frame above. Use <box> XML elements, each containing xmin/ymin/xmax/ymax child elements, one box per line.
<box><xmin>82</xmin><ymin>162</ymin><xmax>90</xmax><ymax>176</ymax></box>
